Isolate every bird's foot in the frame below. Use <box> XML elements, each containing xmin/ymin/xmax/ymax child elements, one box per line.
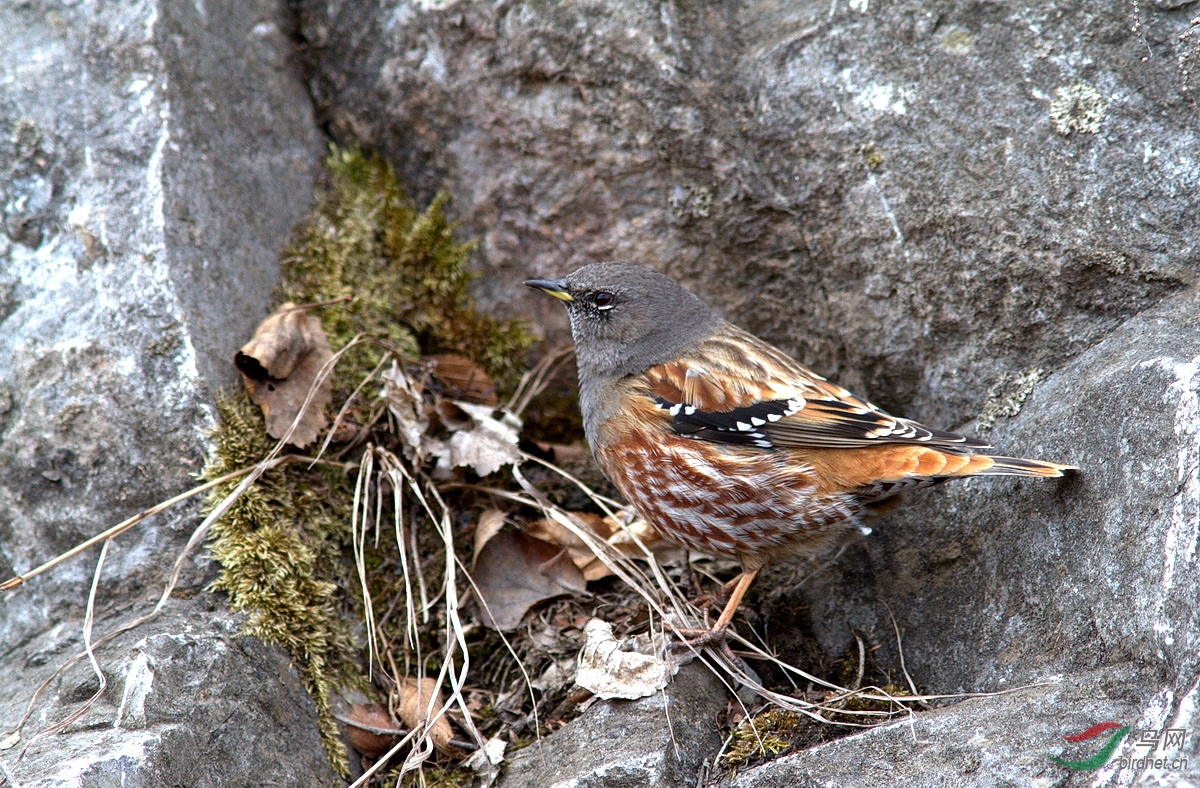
<box><xmin>670</xmin><ymin>621</ymin><xmax>757</xmax><ymax>677</ymax></box>
<box><xmin>671</xmin><ymin>621</ymin><xmax>731</xmax><ymax>651</ymax></box>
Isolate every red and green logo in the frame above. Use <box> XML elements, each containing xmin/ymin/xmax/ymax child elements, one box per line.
<box><xmin>1048</xmin><ymin>722</ymin><xmax>1132</xmax><ymax>770</ymax></box>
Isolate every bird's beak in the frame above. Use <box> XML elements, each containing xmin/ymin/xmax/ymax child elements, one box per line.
<box><xmin>523</xmin><ymin>278</ymin><xmax>574</xmax><ymax>302</ymax></box>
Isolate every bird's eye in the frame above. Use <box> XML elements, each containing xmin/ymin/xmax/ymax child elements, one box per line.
<box><xmin>593</xmin><ymin>292</ymin><xmax>615</xmax><ymax>309</ymax></box>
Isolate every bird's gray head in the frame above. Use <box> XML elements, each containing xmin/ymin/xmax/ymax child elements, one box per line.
<box><xmin>525</xmin><ymin>261</ymin><xmax>723</xmax><ymax>379</ymax></box>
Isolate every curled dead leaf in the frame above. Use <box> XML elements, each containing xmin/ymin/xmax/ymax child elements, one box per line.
<box><xmin>381</xmin><ymin>363</ymin><xmax>430</xmax><ymax>457</ymax></box>
<box><xmin>396</xmin><ymin>677</ymin><xmax>456</xmax><ymax>755</ymax></box>
<box><xmin>472</xmin><ymin>529</ymin><xmax>586</xmax><ymax>631</ymax></box>
<box><xmin>380</xmin><ymin>361</ymin><xmax>522</xmax><ymax>476</ymax></box>
<box><xmin>345</xmin><ymin>702</ymin><xmax>399</xmax><ymax>760</ymax></box>
<box><xmin>463</xmin><ymin>736</ymin><xmax>507</xmax><ymax>785</ymax></box>
<box><xmin>434</xmin><ymin>398</ymin><xmax>475</xmax><ymax>431</ymax></box>
<box><xmin>526</xmin><ymin>512</ymin><xmax>681</xmax><ymax>581</ymax></box>
<box><xmin>472</xmin><ymin>509</ymin><xmax>508</xmax><ymax>565</ymax></box>
<box><xmin>574</xmin><ymin>618</ymin><xmax>678</xmax><ymax>700</ymax></box>
<box><xmin>234</xmin><ymin>303</ymin><xmax>333</xmax><ymax>447</ymax></box>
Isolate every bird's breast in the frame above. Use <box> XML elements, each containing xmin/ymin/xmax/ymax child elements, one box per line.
<box><xmin>588</xmin><ymin>387</ymin><xmax>850</xmax><ymax>560</ymax></box>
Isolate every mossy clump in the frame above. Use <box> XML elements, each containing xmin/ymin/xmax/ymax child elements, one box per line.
<box><xmin>397</xmin><ymin>765</ymin><xmax>474</xmax><ymax>788</ymax></box>
<box><xmin>203</xmin><ymin>393</ymin><xmax>358</xmax><ymax>774</ymax></box>
<box><xmin>202</xmin><ymin>145</ymin><xmax>535</xmax><ymax>776</ymax></box>
<box><xmin>828</xmin><ymin>682</ymin><xmax>913</xmax><ymax>723</ymax></box>
<box><xmin>723</xmin><ymin>709</ymin><xmax>808</xmax><ymax>771</ymax></box>
<box><xmin>830</xmin><ymin>641</ymin><xmax>912</xmax><ymax>722</ymax></box>
<box><xmin>279</xmin><ymin>146</ymin><xmax>533</xmax><ymax>397</ymax></box>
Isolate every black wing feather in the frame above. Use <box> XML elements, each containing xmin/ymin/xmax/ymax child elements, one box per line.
<box><xmin>650</xmin><ymin>394</ymin><xmax>990</xmax><ymax>451</ymax></box>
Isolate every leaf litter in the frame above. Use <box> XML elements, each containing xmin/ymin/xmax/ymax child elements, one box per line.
<box><xmin>235</xmin><ymin>302</ymin><xmax>335</xmax><ymax>447</ymax></box>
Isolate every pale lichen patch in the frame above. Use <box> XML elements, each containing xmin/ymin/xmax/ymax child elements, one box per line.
<box><xmin>977</xmin><ymin>368</ymin><xmax>1044</xmax><ymax>431</ymax></box>
<box><xmin>1049</xmin><ymin>82</ymin><xmax>1107</xmax><ymax>135</ymax></box>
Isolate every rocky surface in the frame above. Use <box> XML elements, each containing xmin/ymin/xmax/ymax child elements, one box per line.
<box><xmin>727</xmin><ymin>671</ymin><xmax>1144</xmax><ymax>788</ymax></box>
<box><xmin>752</xmin><ymin>286</ymin><xmax>1200</xmax><ymax>786</ymax></box>
<box><xmin>3</xmin><ymin>601</ymin><xmax>336</xmax><ymax>787</ymax></box>
<box><xmin>291</xmin><ymin>0</ymin><xmax>1200</xmax><ymax>785</ymax></box>
<box><xmin>811</xmin><ymin>288</ymin><xmax>1200</xmax><ymax>699</ymax></box>
<box><xmin>499</xmin><ymin>662</ymin><xmax>728</xmax><ymax>788</ymax></box>
<box><xmin>3</xmin><ymin>0</ymin><xmax>1199</xmax><ymax>785</ymax></box>
<box><xmin>0</xmin><ymin>0</ymin><xmax>326</xmax><ymax>784</ymax></box>
<box><xmin>297</xmin><ymin>0</ymin><xmax>1198</xmax><ymax>430</ymax></box>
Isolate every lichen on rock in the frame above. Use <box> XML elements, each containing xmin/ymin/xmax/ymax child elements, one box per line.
<box><xmin>1049</xmin><ymin>82</ymin><xmax>1108</xmax><ymax>136</ymax></box>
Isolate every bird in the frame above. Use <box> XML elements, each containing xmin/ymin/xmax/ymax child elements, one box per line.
<box><xmin>525</xmin><ymin>261</ymin><xmax>1075</xmax><ymax>641</ymax></box>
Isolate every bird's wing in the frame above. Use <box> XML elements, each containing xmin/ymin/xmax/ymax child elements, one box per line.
<box><xmin>640</xmin><ymin>326</ymin><xmax>989</xmax><ymax>451</ymax></box>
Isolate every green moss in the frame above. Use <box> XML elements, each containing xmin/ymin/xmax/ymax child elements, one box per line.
<box><xmin>203</xmin><ymin>393</ymin><xmax>358</xmax><ymax>776</ymax></box>
<box><xmin>279</xmin><ymin>146</ymin><xmax>533</xmax><ymax>397</ymax></box>
<box><xmin>831</xmin><ymin>642</ymin><xmax>911</xmax><ymax>719</ymax></box>
<box><xmin>397</xmin><ymin>765</ymin><xmax>475</xmax><ymax>787</ymax></box>
<box><xmin>202</xmin><ymin>145</ymin><xmax>534</xmax><ymax>777</ymax></box>
<box><xmin>723</xmin><ymin>709</ymin><xmax>806</xmax><ymax>769</ymax></box>
<box><xmin>859</xmin><ymin>143</ymin><xmax>884</xmax><ymax>171</ymax></box>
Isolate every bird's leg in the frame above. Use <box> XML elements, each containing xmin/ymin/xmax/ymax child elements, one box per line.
<box><xmin>681</xmin><ymin>554</ymin><xmax>704</xmax><ymax>598</ymax></box>
<box><xmin>674</xmin><ymin>568</ymin><xmax>760</xmax><ymax>648</ymax></box>
<box><xmin>690</xmin><ymin>567</ymin><xmax>756</xmax><ymax>617</ymax></box>
<box><xmin>711</xmin><ymin>568</ymin><xmax>758</xmax><ymax>632</ymax></box>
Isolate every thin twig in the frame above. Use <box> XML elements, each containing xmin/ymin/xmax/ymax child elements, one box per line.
<box><xmin>885</xmin><ymin>603</ymin><xmax>926</xmax><ymax>707</ymax></box>
<box><xmin>2</xmin><ymin>452</ymin><xmax>312</xmax><ymax>752</ymax></box>
<box><xmin>506</xmin><ymin>344</ymin><xmax>574</xmax><ymax>417</ymax></box>
<box><xmin>0</xmin><ymin>464</ymin><xmax>256</xmax><ymax>593</ymax></box>
<box><xmin>0</xmin><ymin>756</ymin><xmax>23</xmax><ymax>788</ymax></box>
<box><xmin>852</xmin><ymin>631</ymin><xmax>866</xmax><ymax>692</ymax></box>
<box><xmin>20</xmin><ymin>543</ymin><xmax>112</xmax><ymax>753</ymax></box>
<box><xmin>352</xmin><ymin>447</ymin><xmax>379</xmax><ymax>680</ymax></box>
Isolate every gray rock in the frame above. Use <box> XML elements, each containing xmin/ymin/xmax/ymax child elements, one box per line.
<box><xmin>290</xmin><ymin>1</ymin><xmax>1200</xmax><ymax>785</ymax></box>
<box><xmin>0</xmin><ymin>0</ymin><xmax>326</xmax><ymax>784</ymax></box>
<box><xmin>728</xmin><ymin>670</ymin><xmax>1141</xmax><ymax>788</ymax></box>
<box><xmin>829</xmin><ymin>287</ymin><xmax>1200</xmax><ymax>698</ymax></box>
<box><xmin>755</xmin><ymin>287</ymin><xmax>1200</xmax><ymax>785</ymax></box>
<box><xmin>3</xmin><ymin>602</ymin><xmax>337</xmax><ymax>788</ymax></box>
<box><xmin>5</xmin><ymin>0</ymin><xmax>1198</xmax><ymax>784</ymax></box>
<box><xmin>499</xmin><ymin>661</ymin><xmax>729</xmax><ymax>788</ymax></box>
<box><xmin>297</xmin><ymin>0</ymin><xmax>1197</xmax><ymax>430</ymax></box>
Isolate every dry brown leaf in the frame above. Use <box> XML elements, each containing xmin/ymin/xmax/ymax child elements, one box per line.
<box><xmin>579</xmin><ymin>559</ymin><xmax>617</xmax><ymax>583</ymax></box>
<box><xmin>345</xmin><ymin>702</ymin><xmax>399</xmax><ymax>760</ymax></box>
<box><xmin>428</xmin><ymin>353</ymin><xmax>498</xmax><ymax>405</ymax></box>
<box><xmin>527</xmin><ymin>512</ymin><xmax>681</xmax><ymax>581</ymax></box>
<box><xmin>535</xmin><ymin>442</ymin><xmax>589</xmax><ymax>466</ymax></box>
<box><xmin>396</xmin><ymin>677</ymin><xmax>456</xmax><ymax>755</ymax></box>
<box><xmin>524</xmin><ymin>513</ymin><xmax>602</xmax><ymax>557</ymax></box>
<box><xmin>601</xmin><ymin>514</ymin><xmax>682</xmax><ymax>563</ymax></box>
<box><xmin>472</xmin><ymin>529</ymin><xmax>587</xmax><ymax>631</ymax></box>
<box><xmin>233</xmin><ymin>303</ymin><xmax>333</xmax><ymax>447</ymax></box>
<box><xmin>574</xmin><ymin>618</ymin><xmax>678</xmax><ymax>700</ymax></box>
<box><xmin>472</xmin><ymin>509</ymin><xmax>509</xmax><ymax>565</ymax></box>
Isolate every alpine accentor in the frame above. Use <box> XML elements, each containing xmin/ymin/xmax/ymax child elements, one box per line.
<box><xmin>526</xmin><ymin>262</ymin><xmax>1074</xmax><ymax>636</ymax></box>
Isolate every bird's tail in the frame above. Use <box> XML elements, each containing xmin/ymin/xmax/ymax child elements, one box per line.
<box><xmin>971</xmin><ymin>454</ymin><xmax>1077</xmax><ymax>478</ymax></box>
